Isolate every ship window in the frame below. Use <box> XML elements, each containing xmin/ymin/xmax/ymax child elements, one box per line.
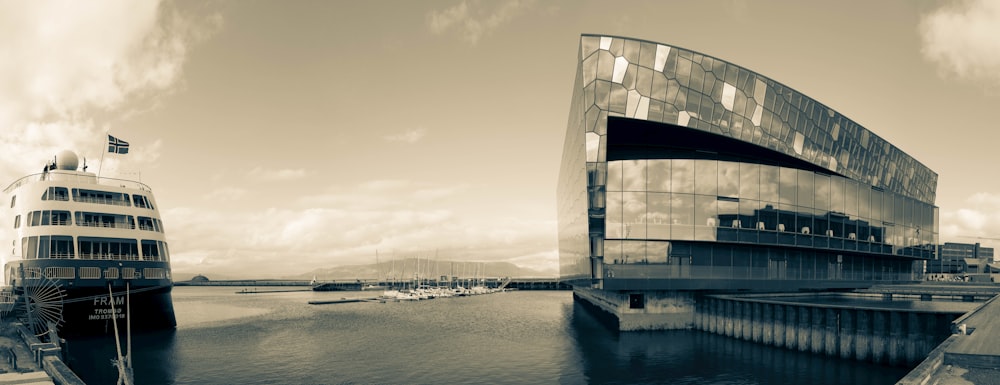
<box><xmin>72</xmin><ymin>188</ymin><xmax>129</xmax><ymax>206</ymax></box>
<box><xmin>137</xmin><ymin>216</ymin><xmax>160</xmax><ymax>232</ymax></box>
<box><xmin>41</xmin><ymin>187</ymin><xmax>69</xmax><ymax>201</ymax></box>
<box><xmin>23</xmin><ymin>237</ymin><xmax>35</xmax><ymax>259</ymax></box>
<box><xmin>160</xmin><ymin>241</ymin><xmax>170</xmax><ymax>262</ymax></box>
<box><xmin>132</xmin><ymin>194</ymin><xmax>154</xmax><ymax>210</ymax></box>
<box><xmin>141</xmin><ymin>240</ymin><xmax>170</xmax><ymax>261</ymax></box>
<box><xmin>75</xmin><ymin>212</ymin><xmax>134</xmax><ymax>229</ymax></box>
<box><xmin>77</xmin><ymin>237</ymin><xmax>139</xmax><ymax>261</ymax></box>
<box><xmin>23</xmin><ymin>235</ymin><xmax>74</xmax><ymax>259</ymax></box>
<box><xmin>10</xmin><ymin>195</ymin><xmax>15</xmax><ymax>208</ymax></box>
<box><xmin>13</xmin><ymin>215</ymin><xmax>19</xmax><ymax>229</ymax></box>
<box><xmin>28</xmin><ymin>210</ymin><xmax>72</xmax><ymax>226</ymax></box>
<box><xmin>47</xmin><ymin>236</ymin><xmax>73</xmax><ymax>258</ymax></box>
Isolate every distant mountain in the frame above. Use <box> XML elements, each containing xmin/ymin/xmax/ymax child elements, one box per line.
<box><xmin>172</xmin><ymin>272</ymin><xmax>244</xmax><ymax>281</ymax></box>
<box><xmin>286</xmin><ymin>259</ymin><xmax>555</xmax><ymax>281</ymax></box>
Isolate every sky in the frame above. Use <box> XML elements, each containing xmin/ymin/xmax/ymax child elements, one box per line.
<box><xmin>2</xmin><ymin>0</ymin><xmax>1000</xmax><ymax>279</ymax></box>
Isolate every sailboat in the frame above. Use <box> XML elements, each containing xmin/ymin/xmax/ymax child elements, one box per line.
<box><xmin>363</xmin><ymin>250</ymin><xmax>387</xmax><ymax>291</ymax></box>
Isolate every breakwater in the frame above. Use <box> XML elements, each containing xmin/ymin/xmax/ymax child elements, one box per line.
<box><xmin>694</xmin><ymin>293</ymin><xmax>967</xmax><ymax>367</ymax></box>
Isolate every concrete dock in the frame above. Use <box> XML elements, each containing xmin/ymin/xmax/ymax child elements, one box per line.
<box><xmin>898</xmin><ymin>293</ymin><xmax>1000</xmax><ymax>384</ymax></box>
<box><xmin>0</xmin><ymin>321</ymin><xmax>84</xmax><ymax>385</ymax></box>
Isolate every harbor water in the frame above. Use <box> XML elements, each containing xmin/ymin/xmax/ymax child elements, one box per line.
<box><xmin>62</xmin><ymin>286</ymin><xmax>912</xmax><ymax>384</ymax></box>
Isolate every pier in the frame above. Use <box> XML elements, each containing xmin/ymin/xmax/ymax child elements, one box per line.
<box><xmin>900</xmin><ymin>290</ymin><xmax>1000</xmax><ymax>384</ymax></box>
<box><xmin>694</xmin><ymin>292</ymin><xmax>967</xmax><ymax>367</ymax></box>
<box><xmin>0</xmin><ymin>321</ymin><xmax>84</xmax><ymax>385</ymax></box>
<box><xmin>572</xmin><ymin>282</ymin><xmax>1000</xmax><ymax>372</ymax></box>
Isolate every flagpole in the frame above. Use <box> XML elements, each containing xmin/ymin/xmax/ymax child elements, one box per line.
<box><xmin>98</xmin><ymin>130</ymin><xmax>109</xmax><ymax>178</ymax></box>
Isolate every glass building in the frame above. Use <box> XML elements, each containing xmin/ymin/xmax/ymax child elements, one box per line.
<box><xmin>558</xmin><ymin>35</ymin><xmax>938</xmax><ymax>292</ymax></box>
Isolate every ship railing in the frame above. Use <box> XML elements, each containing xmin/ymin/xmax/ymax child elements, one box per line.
<box><xmin>3</xmin><ymin>173</ymin><xmax>152</xmax><ymax>193</ymax></box>
<box><xmin>73</xmin><ymin>196</ymin><xmax>132</xmax><ymax>206</ymax></box>
<box><xmin>78</xmin><ymin>253</ymin><xmax>142</xmax><ymax>261</ymax></box>
<box><xmin>78</xmin><ymin>221</ymin><xmax>136</xmax><ymax>229</ymax></box>
<box><xmin>46</xmin><ymin>252</ymin><xmax>74</xmax><ymax>259</ymax></box>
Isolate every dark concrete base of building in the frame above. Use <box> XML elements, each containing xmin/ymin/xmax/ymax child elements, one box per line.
<box><xmin>572</xmin><ymin>287</ymin><xmax>695</xmax><ymax>331</ymax></box>
<box><xmin>696</xmin><ymin>293</ymin><xmax>961</xmax><ymax>367</ymax></box>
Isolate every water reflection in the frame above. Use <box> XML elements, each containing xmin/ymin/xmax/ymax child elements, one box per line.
<box><xmin>568</xmin><ymin>301</ymin><xmax>910</xmax><ymax>385</ymax></box>
<box><xmin>64</xmin><ymin>329</ymin><xmax>177</xmax><ymax>385</ymax></box>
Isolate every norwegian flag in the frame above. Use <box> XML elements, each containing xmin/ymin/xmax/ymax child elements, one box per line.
<box><xmin>108</xmin><ymin>135</ymin><xmax>129</xmax><ymax>154</ymax></box>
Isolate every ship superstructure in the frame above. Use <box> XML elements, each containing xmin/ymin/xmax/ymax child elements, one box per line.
<box><xmin>2</xmin><ymin>150</ymin><xmax>176</xmax><ymax>335</ymax></box>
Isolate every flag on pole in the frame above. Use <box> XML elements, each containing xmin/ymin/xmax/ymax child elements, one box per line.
<box><xmin>108</xmin><ymin>135</ymin><xmax>129</xmax><ymax>154</ymax></box>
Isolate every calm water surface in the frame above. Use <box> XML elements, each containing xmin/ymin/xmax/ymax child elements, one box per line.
<box><xmin>64</xmin><ymin>287</ymin><xmax>912</xmax><ymax>384</ymax></box>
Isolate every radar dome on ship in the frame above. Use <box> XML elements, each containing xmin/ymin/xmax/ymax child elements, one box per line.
<box><xmin>54</xmin><ymin>150</ymin><xmax>79</xmax><ymax>171</ymax></box>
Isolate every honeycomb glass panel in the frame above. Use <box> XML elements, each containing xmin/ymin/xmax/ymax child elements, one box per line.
<box><xmin>583</xmin><ymin>53</ymin><xmax>598</xmax><ymax>85</ymax></box>
<box><xmin>597</xmin><ymin>51</ymin><xmax>614</xmax><ymax>81</ymax></box>
<box><xmin>654</xmin><ymin>44</ymin><xmax>671</xmax><ymax>72</ymax></box>
<box><xmin>585</xmin><ymin>132</ymin><xmax>600</xmax><ymax>163</ymax></box>
<box><xmin>595</xmin><ymin>80</ymin><xmax>611</xmax><ymax>110</ymax></box>
<box><xmin>612</xmin><ymin>56</ymin><xmax>629</xmax><ymax>83</ymax></box>
<box><xmin>610</xmin><ymin>84</ymin><xmax>627</xmax><ymax>114</ymax></box>
<box><xmin>675</xmin><ymin>58</ymin><xmax>692</xmax><ymax>87</ymax></box>
<box><xmin>638</xmin><ymin>41</ymin><xmax>656</xmax><ymax>69</ymax></box>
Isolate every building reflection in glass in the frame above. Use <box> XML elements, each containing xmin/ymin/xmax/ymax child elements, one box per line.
<box><xmin>558</xmin><ymin>35</ymin><xmax>938</xmax><ymax>290</ymax></box>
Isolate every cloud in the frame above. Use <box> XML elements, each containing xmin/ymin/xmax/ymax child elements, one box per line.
<box><xmin>246</xmin><ymin>166</ymin><xmax>307</xmax><ymax>182</ymax></box>
<box><xmin>939</xmin><ymin>192</ymin><xmax>1000</xmax><ymax>246</ymax></box>
<box><xmin>0</xmin><ymin>0</ymin><xmax>220</xmax><ymax>185</ymax></box>
<box><xmin>919</xmin><ymin>0</ymin><xmax>1000</xmax><ymax>87</ymax></box>
<box><xmin>427</xmin><ymin>0</ymin><xmax>535</xmax><ymax>46</ymax></box>
<box><xmin>163</xmin><ymin>180</ymin><xmax>557</xmax><ymax>278</ymax></box>
<box><xmin>203</xmin><ymin>187</ymin><xmax>248</xmax><ymax>201</ymax></box>
<box><xmin>382</xmin><ymin>127</ymin><xmax>427</xmax><ymax>143</ymax></box>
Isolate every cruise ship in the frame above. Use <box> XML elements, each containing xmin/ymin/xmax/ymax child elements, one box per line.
<box><xmin>2</xmin><ymin>150</ymin><xmax>176</xmax><ymax>336</ymax></box>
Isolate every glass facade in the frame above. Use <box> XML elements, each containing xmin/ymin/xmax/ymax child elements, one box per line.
<box><xmin>558</xmin><ymin>35</ymin><xmax>938</xmax><ymax>290</ymax></box>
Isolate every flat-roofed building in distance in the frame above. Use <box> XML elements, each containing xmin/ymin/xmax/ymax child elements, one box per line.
<box><xmin>558</xmin><ymin>35</ymin><xmax>939</xmax><ymax>330</ymax></box>
<box><xmin>928</xmin><ymin>242</ymin><xmax>995</xmax><ymax>275</ymax></box>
